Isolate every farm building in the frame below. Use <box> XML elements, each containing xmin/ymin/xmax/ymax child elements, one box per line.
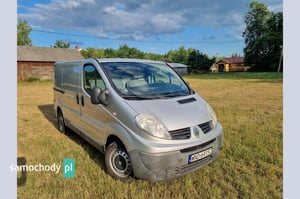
<box><xmin>168</xmin><ymin>63</ymin><xmax>188</xmax><ymax>75</ymax></box>
<box><xmin>17</xmin><ymin>46</ymin><xmax>84</xmax><ymax>81</ymax></box>
<box><xmin>215</xmin><ymin>57</ymin><xmax>250</xmax><ymax>72</ymax></box>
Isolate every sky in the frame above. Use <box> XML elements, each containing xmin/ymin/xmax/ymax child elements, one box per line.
<box><xmin>17</xmin><ymin>0</ymin><xmax>282</xmax><ymax>57</ymax></box>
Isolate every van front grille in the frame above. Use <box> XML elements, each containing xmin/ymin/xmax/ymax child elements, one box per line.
<box><xmin>169</xmin><ymin>127</ymin><xmax>191</xmax><ymax>140</ymax></box>
<box><xmin>169</xmin><ymin>121</ymin><xmax>212</xmax><ymax>140</ymax></box>
<box><xmin>199</xmin><ymin>121</ymin><xmax>212</xmax><ymax>134</ymax></box>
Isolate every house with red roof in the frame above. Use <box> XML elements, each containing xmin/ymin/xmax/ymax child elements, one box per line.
<box><xmin>214</xmin><ymin>57</ymin><xmax>250</xmax><ymax>72</ymax></box>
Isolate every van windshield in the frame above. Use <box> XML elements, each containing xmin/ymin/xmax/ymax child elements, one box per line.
<box><xmin>101</xmin><ymin>62</ymin><xmax>191</xmax><ymax>99</ymax></box>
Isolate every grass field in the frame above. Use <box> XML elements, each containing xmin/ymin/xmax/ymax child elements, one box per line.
<box><xmin>17</xmin><ymin>73</ymin><xmax>283</xmax><ymax>199</ymax></box>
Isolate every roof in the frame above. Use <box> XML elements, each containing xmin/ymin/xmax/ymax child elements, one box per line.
<box><xmin>217</xmin><ymin>57</ymin><xmax>244</xmax><ymax>64</ymax></box>
<box><xmin>168</xmin><ymin>63</ymin><xmax>188</xmax><ymax>68</ymax></box>
<box><xmin>96</xmin><ymin>58</ymin><xmax>165</xmax><ymax>64</ymax></box>
<box><xmin>17</xmin><ymin>46</ymin><xmax>84</xmax><ymax>62</ymax></box>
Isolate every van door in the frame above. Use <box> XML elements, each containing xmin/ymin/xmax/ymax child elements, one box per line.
<box><xmin>79</xmin><ymin>64</ymin><xmax>109</xmax><ymax>145</ymax></box>
<box><xmin>61</xmin><ymin>63</ymin><xmax>81</xmax><ymax>129</ymax></box>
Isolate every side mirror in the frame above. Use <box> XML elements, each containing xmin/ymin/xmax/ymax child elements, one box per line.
<box><xmin>91</xmin><ymin>87</ymin><xmax>101</xmax><ymax>104</ymax></box>
<box><xmin>91</xmin><ymin>87</ymin><xmax>109</xmax><ymax>106</ymax></box>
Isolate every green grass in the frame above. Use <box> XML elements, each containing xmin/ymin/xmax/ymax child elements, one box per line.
<box><xmin>184</xmin><ymin>72</ymin><xmax>283</xmax><ymax>80</ymax></box>
<box><xmin>17</xmin><ymin>72</ymin><xmax>282</xmax><ymax>198</ymax></box>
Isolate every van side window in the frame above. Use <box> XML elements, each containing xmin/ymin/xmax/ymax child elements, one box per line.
<box><xmin>54</xmin><ymin>64</ymin><xmax>63</xmax><ymax>88</ymax></box>
<box><xmin>63</xmin><ymin>65</ymin><xmax>80</xmax><ymax>92</ymax></box>
<box><xmin>83</xmin><ymin>65</ymin><xmax>105</xmax><ymax>95</ymax></box>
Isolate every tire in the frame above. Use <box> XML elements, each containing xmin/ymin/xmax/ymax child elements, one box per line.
<box><xmin>105</xmin><ymin>142</ymin><xmax>132</xmax><ymax>180</ymax></box>
<box><xmin>57</xmin><ymin>110</ymin><xmax>66</xmax><ymax>133</ymax></box>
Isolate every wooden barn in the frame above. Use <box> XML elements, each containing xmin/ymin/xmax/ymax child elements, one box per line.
<box><xmin>17</xmin><ymin>46</ymin><xmax>84</xmax><ymax>81</ymax></box>
<box><xmin>215</xmin><ymin>57</ymin><xmax>250</xmax><ymax>72</ymax></box>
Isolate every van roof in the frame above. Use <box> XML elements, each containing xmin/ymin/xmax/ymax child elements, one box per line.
<box><xmin>55</xmin><ymin>58</ymin><xmax>166</xmax><ymax>65</ymax></box>
<box><xmin>96</xmin><ymin>58</ymin><xmax>165</xmax><ymax>64</ymax></box>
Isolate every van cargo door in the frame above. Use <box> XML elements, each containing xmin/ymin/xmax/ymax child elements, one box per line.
<box><xmin>61</xmin><ymin>64</ymin><xmax>81</xmax><ymax>129</ymax></box>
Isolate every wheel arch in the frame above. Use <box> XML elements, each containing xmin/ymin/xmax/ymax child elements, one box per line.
<box><xmin>105</xmin><ymin>135</ymin><xmax>126</xmax><ymax>151</ymax></box>
<box><xmin>56</xmin><ymin>106</ymin><xmax>62</xmax><ymax>116</ymax></box>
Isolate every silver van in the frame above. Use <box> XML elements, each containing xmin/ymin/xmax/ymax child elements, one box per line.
<box><xmin>53</xmin><ymin>58</ymin><xmax>223</xmax><ymax>182</ymax></box>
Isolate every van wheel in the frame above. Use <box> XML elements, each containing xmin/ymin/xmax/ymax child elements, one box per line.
<box><xmin>57</xmin><ymin>110</ymin><xmax>66</xmax><ymax>133</ymax></box>
<box><xmin>105</xmin><ymin>142</ymin><xmax>132</xmax><ymax>180</ymax></box>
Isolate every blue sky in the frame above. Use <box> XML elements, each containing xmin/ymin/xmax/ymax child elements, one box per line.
<box><xmin>17</xmin><ymin>0</ymin><xmax>282</xmax><ymax>57</ymax></box>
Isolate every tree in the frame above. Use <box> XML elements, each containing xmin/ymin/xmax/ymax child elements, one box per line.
<box><xmin>81</xmin><ymin>45</ymin><xmax>215</xmax><ymax>73</ymax></box>
<box><xmin>17</xmin><ymin>19</ymin><xmax>32</xmax><ymax>46</ymax></box>
<box><xmin>116</xmin><ymin>44</ymin><xmax>145</xmax><ymax>58</ymax></box>
<box><xmin>187</xmin><ymin>49</ymin><xmax>215</xmax><ymax>72</ymax></box>
<box><xmin>81</xmin><ymin>47</ymin><xmax>105</xmax><ymax>58</ymax></box>
<box><xmin>165</xmin><ymin>46</ymin><xmax>189</xmax><ymax>63</ymax></box>
<box><xmin>231</xmin><ymin>53</ymin><xmax>241</xmax><ymax>57</ymax></box>
<box><xmin>104</xmin><ymin>48</ymin><xmax>117</xmax><ymax>58</ymax></box>
<box><xmin>52</xmin><ymin>40</ymin><xmax>70</xmax><ymax>48</ymax></box>
<box><xmin>263</xmin><ymin>12</ymin><xmax>283</xmax><ymax>71</ymax></box>
<box><xmin>243</xmin><ymin>1</ymin><xmax>283</xmax><ymax>71</ymax></box>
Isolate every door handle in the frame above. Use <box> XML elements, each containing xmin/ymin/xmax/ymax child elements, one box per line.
<box><xmin>76</xmin><ymin>94</ymin><xmax>80</xmax><ymax>104</ymax></box>
<box><xmin>81</xmin><ymin>95</ymin><xmax>84</xmax><ymax>107</ymax></box>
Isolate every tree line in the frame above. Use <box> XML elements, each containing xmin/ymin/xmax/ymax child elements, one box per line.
<box><xmin>18</xmin><ymin>0</ymin><xmax>282</xmax><ymax>72</ymax></box>
<box><xmin>80</xmin><ymin>45</ymin><xmax>215</xmax><ymax>72</ymax></box>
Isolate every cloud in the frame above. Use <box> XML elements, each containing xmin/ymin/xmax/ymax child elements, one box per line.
<box><xmin>18</xmin><ymin>0</ymin><xmax>282</xmax><ymax>41</ymax></box>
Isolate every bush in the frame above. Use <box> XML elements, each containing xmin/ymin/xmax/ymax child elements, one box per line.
<box><xmin>27</xmin><ymin>76</ymin><xmax>40</xmax><ymax>82</ymax></box>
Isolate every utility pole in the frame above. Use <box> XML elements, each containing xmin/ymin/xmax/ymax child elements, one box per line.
<box><xmin>277</xmin><ymin>45</ymin><xmax>283</xmax><ymax>72</ymax></box>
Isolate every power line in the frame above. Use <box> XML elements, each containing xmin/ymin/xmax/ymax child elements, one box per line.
<box><xmin>24</xmin><ymin>28</ymin><xmax>243</xmax><ymax>44</ymax></box>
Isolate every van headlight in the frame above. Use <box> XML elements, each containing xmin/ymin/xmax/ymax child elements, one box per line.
<box><xmin>206</xmin><ymin>103</ymin><xmax>217</xmax><ymax>129</ymax></box>
<box><xmin>135</xmin><ymin>114</ymin><xmax>171</xmax><ymax>139</ymax></box>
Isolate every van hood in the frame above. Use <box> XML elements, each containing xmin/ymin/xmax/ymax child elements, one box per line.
<box><xmin>125</xmin><ymin>95</ymin><xmax>212</xmax><ymax>131</ymax></box>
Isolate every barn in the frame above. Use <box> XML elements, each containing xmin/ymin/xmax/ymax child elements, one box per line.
<box><xmin>17</xmin><ymin>46</ymin><xmax>84</xmax><ymax>81</ymax></box>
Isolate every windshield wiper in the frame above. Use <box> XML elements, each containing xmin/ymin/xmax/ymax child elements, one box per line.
<box><xmin>159</xmin><ymin>92</ymin><xmax>190</xmax><ymax>98</ymax></box>
<box><xmin>122</xmin><ymin>95</ymin><xmax>155</xmax><ymax>100</ymax></box>
<box><xmin>122</xmin><ymin>92</ymin><xmax>190</xmax><ymax>100</ymax></box>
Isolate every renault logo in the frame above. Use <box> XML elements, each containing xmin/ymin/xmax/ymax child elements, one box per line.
<box><xmin>193</xmin><ymin>126</ymin><xmax>201</xmax><ymax>137</ymax></box>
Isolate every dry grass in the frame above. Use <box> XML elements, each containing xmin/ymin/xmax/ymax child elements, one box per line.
<box><xmin>17</xmin><ymin>74</ymin><xmax>282</xmax><ymax>199</ymax></box>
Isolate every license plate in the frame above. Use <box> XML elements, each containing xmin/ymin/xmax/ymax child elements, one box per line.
<box><xmin>188</xmin><ymin>147</ymin><xmax>213</xmax><ymax>164</ymax></box>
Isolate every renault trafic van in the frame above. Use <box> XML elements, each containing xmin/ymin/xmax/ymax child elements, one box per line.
<box><xmin>53</xmin><ymin>58</ymin><xmax>223</xmax><ymax>182</ymax></box>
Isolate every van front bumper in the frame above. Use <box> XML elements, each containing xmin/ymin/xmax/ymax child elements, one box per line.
<box><xmin>129</xmin><ymin>132</ymin><xmax>223</xmax><ymax>182</ymax></box>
